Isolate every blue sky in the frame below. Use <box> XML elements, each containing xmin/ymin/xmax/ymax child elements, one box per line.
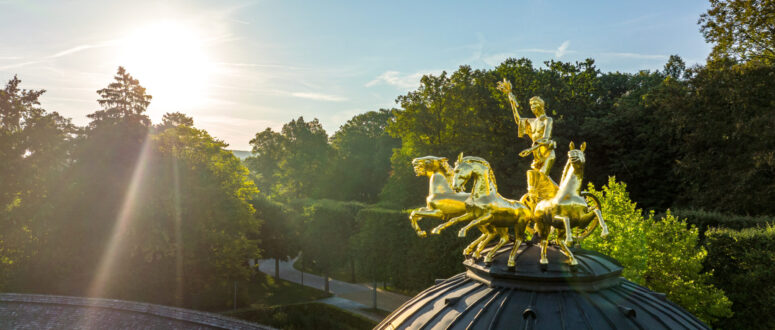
<box><xmin>0</xmin><ymin>0</ymin><xmax>712</xmax><ymax>150</ymax></box>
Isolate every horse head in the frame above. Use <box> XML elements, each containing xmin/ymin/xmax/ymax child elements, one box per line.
<box><xmin>452</xmin><ymin>155</ymin><xmax>496</xmax><ymax>195</ymax></box>
<box><xmin>412</xmin><ymin>156</ymin><xmax>452</xmax><ymax>178</ymax></box>
<box><xmin>568</xmin><ymin>141</ymin><xmax>586</xmax><ymax>176</ymax></box>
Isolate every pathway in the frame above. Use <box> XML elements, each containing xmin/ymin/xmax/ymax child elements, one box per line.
<box><xmin>257</xmin><ymin>258</ymin><xmax>410</xmax><ymax>322</ymax></box>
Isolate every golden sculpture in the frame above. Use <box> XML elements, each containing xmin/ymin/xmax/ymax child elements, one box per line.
<box><xmin>408</xmin><ymin>79</ymin><xmax>610</xmax><ymax>269</ymax></box>
<box><xmin>431</xmin><ymin>154</ymin><xmax>532</xmax><ymax>267</ymax></box>
<box><xmin>408</xmin><ymin>156</ymin><xmax>469</xmax><ymax>237</ymax></box>
<box><xmin>497</xmin><ymin>79</ymin><xmax>558</xmax><ymax>210</ymax></box>
<box><xmin>410</xmin><ymin>156</ymin><xmax>509</xmax><ymax>259</ymax></box>
<box><xmin>533</xmin><ymin>142</ymin><xmax>609</xmax><ymax>266</ymax></box>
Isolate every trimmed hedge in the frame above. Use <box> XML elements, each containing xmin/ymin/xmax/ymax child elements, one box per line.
<box><xmin>352</xmin><ymin>207</ymin><xmax>469</xmax><ymax>292</ymax></box>
<box><xmin>669</xmin><ymin>209</ymin><xmax>774</xmax><ymax>238</ymax></box>
<box><xmin>226</xmin><ymin>302</ymin><xmax>376</xmax><ymax>330</ymax></box>
<box><xmin>704</xmin><ymin>225</ymin><xmax>775</xmax><ymax>329</ymax></box>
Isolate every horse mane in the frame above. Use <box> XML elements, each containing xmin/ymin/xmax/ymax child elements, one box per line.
<box><xmin>461</xmin><ymin>156</ymin><xmax>498</xmax><ymax>191</ymax></box>
<box><xmin>440</xmin><ymin>159</ymin><xmax>454</xmax><ymax>181</ymax></box>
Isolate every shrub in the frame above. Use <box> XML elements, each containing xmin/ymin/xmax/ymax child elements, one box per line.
<box><xmin>668</xmin><ymin>209</ymin><xmax>774</xmax><ymax>239</ymax></box>
<box><xmin>352</xmin><ymin>207</ymin><xmax>468</xmax><ymax>292</ymax></box>
<box><xmin>227</xmin><ymin>302</ymin><xmax>376</xmax><ymax>330</ymax></box>
<box><xmin>704</xmin><ymin>225</ymin><xmax>775</xmax><ymax>330</ymax></box>
<box><xmin>583</xmin><ymin>178</ymin><xmax>732</xmax><ymax>325</ymax></box>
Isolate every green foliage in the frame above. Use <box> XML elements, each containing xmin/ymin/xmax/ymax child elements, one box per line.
<box><xmin>246</xmin><ymin>117</ymin><xmax>331</xmax><ymax>200</ymax></box>
<box><xmin>299</xmin><ymin>199</ymin><xmax>365</xmax><ymax>282</ymax></box>
<box><xmin>0</xmin><ymin>76</ymin><xmax>75</xmax><ymax>288</ymax></box>
<box><xmin>328</xmin><ymin>109</ymin><xmax>400</xmax><ymax>203</ymax></box>
<box><xmin>705</xmin><ymin>225</ymin><xmax>775</xmax><ymax>329</ymax></box>
<box><xmin>699</xmin><ymin>0</ymin><xmax>775</xmax><ymax>64</ymax></box>
<box><xmin>352</xmin><ymin>207</ymin><xmax>469</xmax><ymax>292</ymax></box>
<box><xmin>252</xmin><ymin>195</ymin><xmax>300</xmax><ymax>263</ymax></box>
<box><xmin>583</xmin><ymin>178</ymin><xmax>732</xmax><ymax>324</ymax></box>
<box><xmin>89</xmin><ymin>66</ymin><xmax>152</xmax><ymax>127</ymax></box>
<box><xmin>669</xmin><ymin>62</ymin><xmax>775</xmax><ymax>215</ymax></box>
<box><xmin>669</xmin><ymin>208</ymin><xmax>775</xmax><ymax>238</ymax></box>
<box><xmin>227</xmin><ymin>302</ymin><xmax>376</xmax><ymax>330</ymax></box>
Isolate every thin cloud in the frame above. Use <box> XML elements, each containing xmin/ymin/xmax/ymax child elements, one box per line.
<box><xmin>0</xmin><ymin>61</ymin><xmax>41</xmax><ymax>71</ymax></box>
<box><xmin>603</xmin><ymin>52</ymin><xmax>668</xmax><ymax>60</ymax></box>
<box><xmin>0</xmin><ymin>56</ymin><xmax>22</xmax><ymax>60</ymax></box>
<box><xmin>290</xmin><ymin>92</ymin><xmax>347</xmax><ymax>102</ymax></box>
<box><xmin>49</xmin><ymin>40</ymin><xmax>120</xmax><ymax>58</ymax></box>
<box><xmin>366</xmin><ymin>70</ymin><xmax>442</xmax><ymax>89</ymax></box>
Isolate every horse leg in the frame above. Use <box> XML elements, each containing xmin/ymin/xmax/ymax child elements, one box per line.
<box><xmin>464</xmin><ymin>225</ymin><xmax>490</xmax><ymax>256</ymax></box>
<box><xmin>536</xmin><ymin>222</ymin><xmax>550</xmax><ymax>265</ymax></box>
<box><xmin>554</xmin><ymin>215</ymin><xmax>573</xmax><ymax>246</ymax></box>
<box><xmin>508</xmin><ymin>216</ymin><xmax>529</xmax><ymax>268</ymax></box>
<box><xmin>556</xmin><ymin>234</ymin><xmax>578</xmax><ymax>266</ymax></box>
<box><xmin>595</xmin><ymin>209</ymin><xmax>609</xmax><ymax>237</ymax></box>
<box><xmin>484</xmin><ymin>227</ymin><xmax>509</xmax><ymax>264</ymax></box>
<box><xmin>472</xmin><ymin>225</ymin><xmax>496</xmax><ymax>259</ymax></box>
<box><xmin>459</xmin><ymin>213</ymin><xmax>493</xmax><ymax>237</ymax></box>
<box><xmin>431</xmin><ymin>212</ymin><xmax>474</xmax><ymax>235</ymax></box>
<box><xmin>410</xmin><ymin>208</ymin><xmax>443</xmax><ymax>237</ymax></box>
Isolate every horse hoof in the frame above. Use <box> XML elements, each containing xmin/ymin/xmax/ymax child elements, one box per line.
<box><xmin>430</xmin><ymin>228</ymin><xmax>441</xmax><ymax>235</ymax></box>
<box><xmin>458</xmin><ymin>230</ymin><xmax>467</xmax><ymax>238</ymax></box>
<box><xmin>601</xmin><ymin>230</ymin><xmax>609</xmax><ymax>238</ymax></box>
<box><xmin>564</xmin><ymin>239</ymin><xmax>574</xmax><ymax>246</ymax></box>
<box><xmin>417</xmin><ymin>231</ymin><xmax>427</xmax><ymax>238</ymax></box>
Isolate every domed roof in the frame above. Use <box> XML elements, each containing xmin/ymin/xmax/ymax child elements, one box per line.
<box><xmin>377</xmin><ymin>243</ymin><xmax>708</xmax><ymax>330</ymax></box>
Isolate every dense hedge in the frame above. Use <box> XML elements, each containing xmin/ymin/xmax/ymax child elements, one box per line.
<box><xmin>226</xmin><ymin>302</ymin><xmax>376</xmax><ymax>330</ymax></box>
<box><xmin>704</xmin><ymin>225</ymin><xmax>775</xmax><ymax>330</ymax></box>
<box><xmin>669</xmin><ymin>209</ymin><xmax>775</xmax><ymax>238</ymax></box>
<box><xmin>352</xmin><ymin>207</ymin><xmax>470</xmax><ymax>292</ymax></box>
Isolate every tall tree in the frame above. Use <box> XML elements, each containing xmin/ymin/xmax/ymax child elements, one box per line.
<box><xmin>328</xmin><ymin>109</ymin><xmax>399</xmax><ymax>203</ymax></box>
<box><xmin>246</xmin><ymin>117</ymin><xmax>331</xmax><ymax>200</ymax></box>
<box><xmin>699</xmin><ymin>0</ymin><xmax>775</xmax><ymax>63</ymax></box>
<box><xmin>89</xmin><ymin>66</ymin><xmax>152</xmax><ymax>127</ymax></box>
<box><xmin>0</xmin><ymin>76</ymin><xmax>74</xmax><ymax>288</ymax></box>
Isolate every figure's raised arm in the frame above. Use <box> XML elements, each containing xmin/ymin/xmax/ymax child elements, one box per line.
<box><xmin>497</xmin><ymin>78</ymin><xmax>521</xmax><ymax>122</ymax></box>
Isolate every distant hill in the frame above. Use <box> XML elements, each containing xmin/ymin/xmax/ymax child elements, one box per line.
<box><xmin>229</xmin><ymin>150</ymin><xmax>253</xmax><ymax>160</ymax></box>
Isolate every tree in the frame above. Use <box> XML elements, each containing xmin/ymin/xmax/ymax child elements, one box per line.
<box><xmin>699</xmin><ymin>0</ymin><xmax>775</xmax><ymax>63</ymax></box>
<box><xmin>328</xmin><ymin>109</ymin><xmax>399</xmax><ymax>203</ymax></box>
<box><xmin>246</xmin><ymin>117</ymin><xmax>331</xmax><ymax>200</ymax></box>
<box><xmin>89</xmin><ymin>66</ymin><xmax>152</xmax><ymax>127</ymax></box>
<box><xmin>583</xmin><ymin>178</ymin><xmax>732</xmax><ymax>324</ymax></box>
<box><xmin>0</xmin><ymin>76</ymin><xmax>75</xmax><ymax>288</ymax></box>
<box><xmin>252</xmin><ymin>195</ymin><xmax>299</xmax><ymax>279</ymax></box>
<box><xmin>159</xmin><ymin>112</ymin><xmax>194</xmax><ymax>129</ymax></box>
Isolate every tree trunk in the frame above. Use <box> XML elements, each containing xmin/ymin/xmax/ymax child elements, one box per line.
<box><xmin>372</xmin><ymin>280</ymin><xmax>378</xmax><ymax>310</ymax></box>
<box><xmin>350</xmin><ymin>257</ymin><xmax>356</xmax><ymax>283</ymax></box>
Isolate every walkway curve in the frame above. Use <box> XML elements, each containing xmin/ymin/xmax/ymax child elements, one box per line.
<box><xmin>257</xmin><ymin>258</ymin><xmax>410</xmax><ymax>322</ymax></box>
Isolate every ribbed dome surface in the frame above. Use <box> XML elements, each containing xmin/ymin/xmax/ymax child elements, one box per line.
<box><xmin>377</xmin><ymin>243</ymin><xmax>708</xmax><ymax>330</ymax></box>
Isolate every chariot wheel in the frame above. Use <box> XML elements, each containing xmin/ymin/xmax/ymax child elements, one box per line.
<box><xmin>574</xmin><ymin>191</ymin><xmax>603</xmax><ymax>240</ymax></box>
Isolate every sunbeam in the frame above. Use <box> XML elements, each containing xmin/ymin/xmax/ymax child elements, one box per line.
<box><xmin>85</xmin><ymin>135</ymin><xmax>153</xmax><ymax>300</ymax></box>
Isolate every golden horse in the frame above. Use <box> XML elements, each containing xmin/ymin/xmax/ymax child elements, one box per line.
<box><xmin>533</xmin><ymin>142</ymin><xmax>609</xmax><ymax>266</ymax></box>
<box><xmin>408</xmin><ymin>156</ymin><xmax>470</xmax><ymax>237</ymax></box>
<box><xmin>433</xmin><ymin>154</ymin><xmax>532</xmax><ymax>267</ymax></box>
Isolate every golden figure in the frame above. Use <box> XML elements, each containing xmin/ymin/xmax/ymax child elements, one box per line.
<box><xmin>411</xmin><ymin>156</ymin><xmax>508</xmax><ymax>259</ymax></box>
<box><xmin>408</xmin><ymin>156</ymin><xmax>470</xmax><ymax>237</ymax></box>
<box><xmin>497</xmin><ymin>79</ymin><xmax>558</xmax><ymax>210</ymax></box>
<box><xmin>433</xmin><ymin>153</ymin><xmax>532</xmax><ymax>268</ymax></box>
<box><xmin>533</xmin><ymin>142</ymin><xmax>609</xmax><ymax>266</ymax></box>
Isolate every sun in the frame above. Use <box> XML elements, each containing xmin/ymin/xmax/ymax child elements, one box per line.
<box><xmin>118</xmin><ymin>21</ymin><xmax>214</xmax><ymax>116</ymax></box>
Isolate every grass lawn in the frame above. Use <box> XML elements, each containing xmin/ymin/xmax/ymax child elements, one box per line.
<box><xmin>243</xmin><ymin>272</ymin><xmax>332</xmax><ymax>307</ymax></box>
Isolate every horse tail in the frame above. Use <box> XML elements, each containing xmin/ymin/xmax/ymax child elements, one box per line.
<box><xmin>576</xmin><ymin>191</ymin><xmax>602</xmax><ymax>239</ymax></box>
